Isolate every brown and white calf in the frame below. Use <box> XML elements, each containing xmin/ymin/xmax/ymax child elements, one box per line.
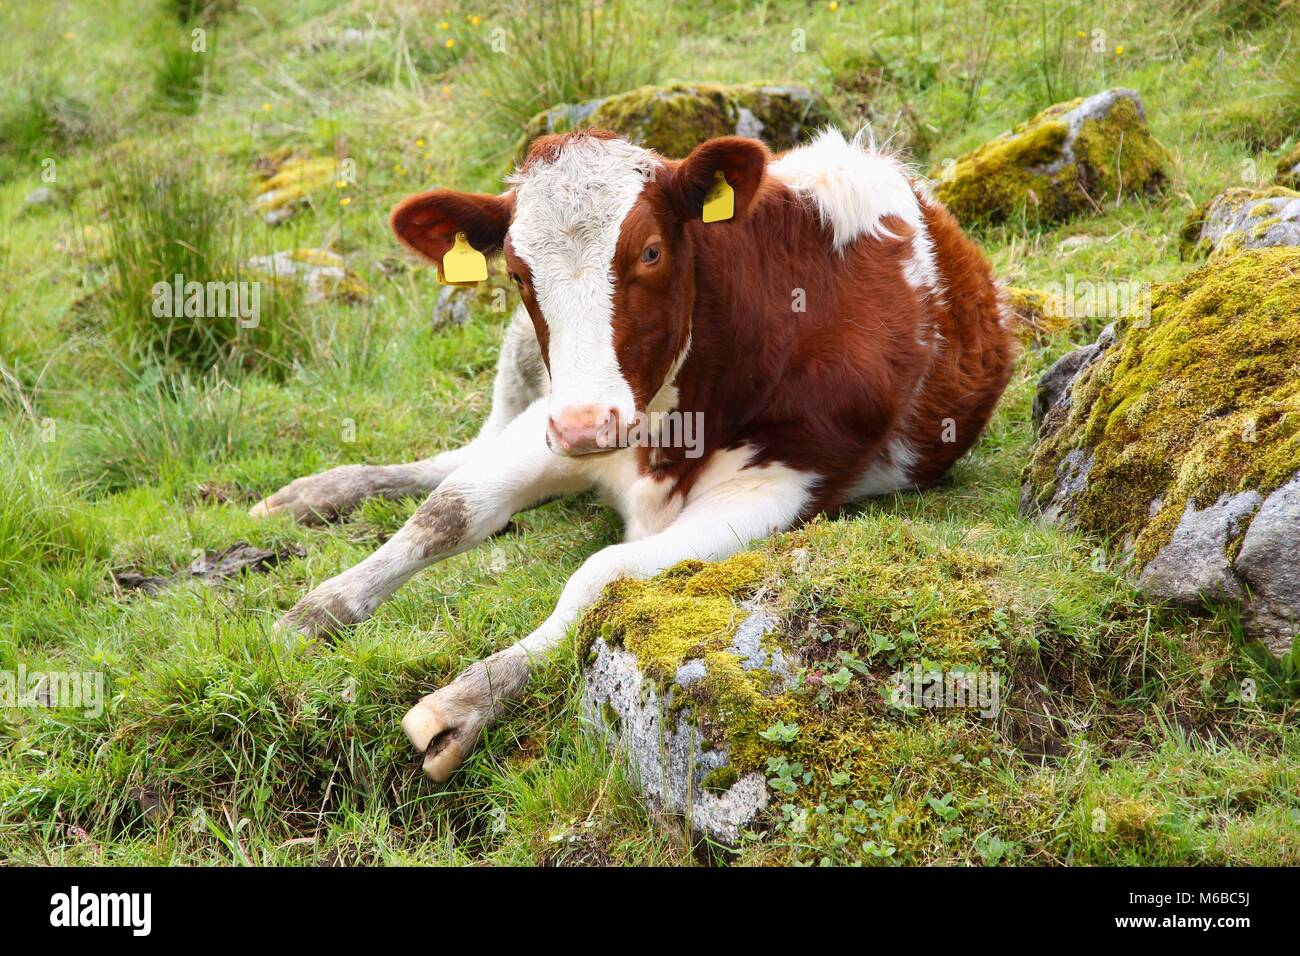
<box><xmin>252</xmin><ymin>128</ymin><xmax>1014</xmax><ymax>781</ymax></box>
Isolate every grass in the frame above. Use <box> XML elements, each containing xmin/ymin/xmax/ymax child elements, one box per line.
<box><xmin>0</xmin><ymin>0</ymin><xmax>1297</xmax><ymax>865</ymax></box>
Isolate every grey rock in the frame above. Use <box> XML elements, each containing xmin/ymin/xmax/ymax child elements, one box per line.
<box><xmin>1184</xmin><ymin>186</ymin><xmax>1300</xmax><ymax>259</ymax></box>
<box><xmin>24</xmin><ymin>187</ymin><xmax>54</xmax><ymax>207</ymax></box>
<box><xmin>1137</xmin><ymin>491</ymin><xmax>1262</xmax><ymax>604</ymax></box>
<box><xmin>582</xmin><ymin>608</ymin><xmax>796</xmax><ymax>843</ymax></box>
<box><xmin>431</xmin><ymin>285</ymin><xmax>472</xmax><ymax>330</ymax></box>
<box><xmin>1032</xmin><ymin>323</ymin><xmax>1116</xmax><ymax>430</ymax></box>
<box><xmin>1235</xmin><ymin>473</ymin><xmax>1300</xmax><ymax>655</ymax></box>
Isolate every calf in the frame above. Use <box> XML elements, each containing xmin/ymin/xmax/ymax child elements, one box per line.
<box><xmin>252</xmin><ymin>128</ymin><xmax>1014</xmax><ymax>781</ymax></box>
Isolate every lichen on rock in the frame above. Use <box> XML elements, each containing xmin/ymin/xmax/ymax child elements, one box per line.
<box><xmin>516</xmin><ymin>82</ymin><xmax>833</xmax><ymax>161</ymax></box>
<box><xmin>1022</xmin><ymin>248</ymin><xmax>1300</xmax><ymax>652</ymax></box>
<box><xmin>245</xmin><ymin>248</ymin><xmax>369</xmax><ymax>304</ymax></box>
<box><xmin>934</xmin><ymin>89</ymin><xmax>1169</xmax><ymax>226</ymax></box>
<box><xmin>251</xmin><ymin>151</ymin><xmax>340</xmax><ymax>225</ymax></box>
<box><xmin>1179</xmin><ymin>185</ymin><xmax>1300</xmax><ymax>260</ymax></box>
<box><xmin>577</xmin><ymin>526</ymin><xmax>1028</xmax><ymax>845</ymax></box>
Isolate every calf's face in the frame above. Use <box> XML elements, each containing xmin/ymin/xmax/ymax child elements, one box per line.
<box><xmin>391</xmin><ymin>132</ymin><xmax>767</xmax><ymax>456</ymax></box>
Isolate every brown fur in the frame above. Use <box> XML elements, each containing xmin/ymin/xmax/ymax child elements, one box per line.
<box><xmin>393</xmin><ymin>131</ymin><xmax>1014</xmax><ymax>518</ymax></box>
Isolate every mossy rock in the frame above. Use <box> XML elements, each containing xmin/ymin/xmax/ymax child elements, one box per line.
<box><xmin>245</xmin><ymin>248</ymin><xmax>369</xmax><ymax>304</ymax></box>
<box><xmin>1179</xmin><ymin>185</ymin><xmax>1300</xmax><ymax>260</ymax></box>
<box><xmin>1003</xmin><ymin>285</ymin><xmax>1071</xmax><ymax>345</ymax></box>
<box><xmin>1275</xmin><ymin>142</ymin><xmax>1300</xmax><ymax>190</ymax></box>
<box><xmin>1022</xmin><ymin>249</ymin><xmax>1300</xmax><ymax>653</ymax></box>
<box><xmin>934</xmin><ymin>89</ymin><xmax>1169</xmax><ymax>227</ymax></box>
<box><xmin>579</xmin><ymin>533</ymin><xmax>1049</xmax><ymax>845</ymax></box>
<box><xmin>515</xmin><ymin>82</ymin><xmax>834</xmax><ymax>161</ymax></box>
<box><xmin>251</xmin><ymin>152</ymin><xmax>340</xmax><ymax>225</ymax></box>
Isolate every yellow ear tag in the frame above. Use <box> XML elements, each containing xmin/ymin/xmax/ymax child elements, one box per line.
<box><xmin>701</xmin><ymin>170</ymin><xmax>734</xmax><ymax>223</ymax></box>
<box><xmin>438</xmin><ymin>232</ymin><xmax>487</xmax><ymax>285</ymax></box>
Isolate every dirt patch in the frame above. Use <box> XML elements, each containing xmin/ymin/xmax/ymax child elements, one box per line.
<box><xmin>112</xmin><ymin>541</ymin><xmax>305</xmax><ymax>595</ymax></box>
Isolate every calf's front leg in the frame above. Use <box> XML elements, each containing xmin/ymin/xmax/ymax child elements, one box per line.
<box><xmin>402</xmin><ymin>459</ymin><xmax>815</xmax><ymax>781</ymax></box>
<box><xmin>277</xmin><ymin>401</ymin><xmax>589</xmax><ymax>639</ymax></box>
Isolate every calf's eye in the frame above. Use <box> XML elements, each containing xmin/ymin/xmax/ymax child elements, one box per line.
<box><xmin>509</xmin><ymin>271</ymin><xmax>523</xmax><ymax>285</ymax></box>
<box><xmin>640</xmin><ymin>244</ymin><xmax>661</xmax><ymax>265</ymax></box>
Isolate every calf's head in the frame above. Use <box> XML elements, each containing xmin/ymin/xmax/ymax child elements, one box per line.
<box><xmin>391</xmin><ymin>130</ymin><xmax>767</xmax><ymax>456</ymax></box>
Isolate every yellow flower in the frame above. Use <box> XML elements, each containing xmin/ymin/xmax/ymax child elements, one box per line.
<box><xmin>441</xmin><ymin>85</ymin><xmax>451</xmax><ymax>95</ymax></box>
<box><xmin>340</xmin><ymin>197</ymin><xmax>352</xmax><ymax>206</ymax></box>
<box><xmin>335</xmin><ymin>179</ymin><xmax>347</xmax><ymax>189</ymax></box>
<box><xmin>261</xmin><ymin>102</ymin><xmax>271</xmax><ymax>112</ymax></box>
<box><xmin>1115</xmin><ymin>44</ymin><xmax>1124</xmax><ymax>55</ymax></box>
<box><xmin>438</xmin><ymin>20</ymin><xmax>449</xmax><ymax>30</ymax></box>
<box><xmin>444</xmin><ymin>37</ymin><xmax>455</xmax><ymax>49</ymax></box>
<box><xmin>469</xmin><ymin>15</ymin><xmax>481</xmax><ymax>26</ymax></box>
<box><xmin>63</xmin><ymin>32</ymin><xmax>74</xmax><ymax>40</ymax></box>
<box><xmin>828</xmin><ymin>1</ymin><xmax>839</xmax><ymax>10</ymax></box>
<box><xmin>394</xmin><ymin>164</ymin><xmax>406</xmax><ymax>174</ymax></box>
<box><xmin>416</xmin><ymin>138</ymin><xmax>426</xmax><ymax>148</ymax></box>
<box><xmin>1076</xmin><ymin>30</ymin><xmax>1086</xmax><ymax>39</ymax></box>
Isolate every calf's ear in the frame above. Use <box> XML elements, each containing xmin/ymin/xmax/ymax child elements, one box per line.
<box><xmin>666</xmin><ymin>136</ymin><xmax>769</xmax><ymax>222</ymax></box>
<box><xmin>390</xmin><ymin>190</ymin><xmax>513</xmax><ymax>266</ymax></box>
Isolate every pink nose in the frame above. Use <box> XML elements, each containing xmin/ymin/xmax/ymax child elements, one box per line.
<box><xmin>548</xmin><ymin>406</ymin><xmax>619</xmax><ymax>455</ymax></box>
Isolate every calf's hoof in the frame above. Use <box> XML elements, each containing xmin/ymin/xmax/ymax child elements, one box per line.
<box><xmin>401</xmin><ymin>692</ymin><xmax>482</xmax><ymax>783</ymax></box>
<box><xmin>276</xmin><ymin>588</ymin><xmax>359</xmax><ymax>642</ymax></box>
<box><xmin>401</xmin><ymin>650</ymin><xmax>530</xmax><ymax>782</ymax></box>
<box><xmin>250</xmin><ymin>466</ymin><xmax>373</xmax><ymax>525</ymax></box>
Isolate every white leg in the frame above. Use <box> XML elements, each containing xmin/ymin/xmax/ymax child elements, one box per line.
<box><xmin>251</xmin><ymin>306</ymin><xmax>548</xmax><ymax>524</ymax></box>
<box><xmin>277</xmin><ymin>400</ymin><xmax>589</xmax><ymax>639</ymax></box>
<box><xmin>401</xmin><ymin>455</ymin><xmax>816</xmax><ymax>781</ymax></box>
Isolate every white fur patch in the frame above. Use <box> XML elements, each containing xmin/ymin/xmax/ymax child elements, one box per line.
<box><xmin>508</xmin><ymin>137</ymin><xmax>661</xmax><ymax>421</ymax></box>
<box><xmin>848</xmin><ymin>437</ymin><xmax>919</xmax><ymax>498</ymax></box>
<box><xmin>770</xmin><ymin>128</ymin><xmax>941</xmax><ymax>296</ymax></box>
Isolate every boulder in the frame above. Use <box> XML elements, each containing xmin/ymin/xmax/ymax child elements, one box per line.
<box><xmin>251</xmin><ymin>153</ymin><xmax>340</xmax><ymax>225</ymax></box>
<box><xmin>516</xmin><ymin>82</ymin><xmax>833</xmax><ymax>161</ymax></box>
<box><xmin>934</xmin><ymin>89</ymin><xmax>1169</xmax><ymax>226</ymax></box>
<box><xmin>1179</xmin><ymin>186</ymin><xmax>1300</xmax><ymax>260</ymax></box>
<box><xmin>1022</xmin><ymin>248</ymin><xmax>1300</xmax><ymax>654</ymax></box>
<box><xmin>577</xmin><ymin>532</ymin><xmax>1033</xmax><ymax>846</ymax></box>
<box><xmin>245</xmin><ymin>248</ymin><xmax>368</xmax><ymax>304</ymax></box>
<box><xmin>1277</xmin><ymin>142</ymin><xmax>1300</xmax><ymax>190</ymax></box>
<box><xmin>578</xmin><ymin>554</ymin><xmax>793</xmax><ymax>843</ymax></box>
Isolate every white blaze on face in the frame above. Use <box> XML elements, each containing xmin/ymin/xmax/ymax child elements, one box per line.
<box><xmin>508</xmin><ymin>137</ymin><xmax>660</xmax><ymax>423</ymax></box>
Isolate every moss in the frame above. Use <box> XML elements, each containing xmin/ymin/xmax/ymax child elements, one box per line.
<box><xmin>515</xmin><ymin>83</ymin><xmax>833</xmax><ymax>162</ymax></box>
<box><xmin>1104</xmin><ymin>798</ymin><xmax>1160</xmax><ymax>839</ymax></box>
<box><xmin>1071</xmin><ymin>95</ymin><xmax>1169</xmax><ymax>204</ymax></box>
<box><xmin>935</xmin><ymin>92</ymin><xmax>1168</xmax><ymax>226</ymax></box>
<box><xmin>1250</xmin><ymin>215</ymin><xmax>1282</xmax><ymax>240</ymax></box>
<box><xmin>1181</xmin><ymin>186</ymin><xmax>1300</xmax><ymax>260</ymax></box>
<box><xmin>1004</xmin><ymin>285</ymin><xmax>1070</xmax><ymax>344</ymax></box>
<box><xmin>1023</xmin><ymin>248</ymin><xmax>1300</xmax><ymax>566</ymax></box>
<box><xmin>581</xmin><ymin>522</ymin><xmax>1017</xmax><ymax>807</ymax></box>
<box><xmin>252</xmin><ymin>154</ymin><xmax>338</xmax><ymax>217</ymax></box>
<box><xmin>1277</xmin><ymin>142</ymin><xmax>1300</xmax><ymax>190</ymax></box>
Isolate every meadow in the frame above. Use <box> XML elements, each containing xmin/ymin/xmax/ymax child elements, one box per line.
<box><xmin>0</xmin><ymin>0</ymin><xmax>1297</xmax><ymax>865</ymax></box>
